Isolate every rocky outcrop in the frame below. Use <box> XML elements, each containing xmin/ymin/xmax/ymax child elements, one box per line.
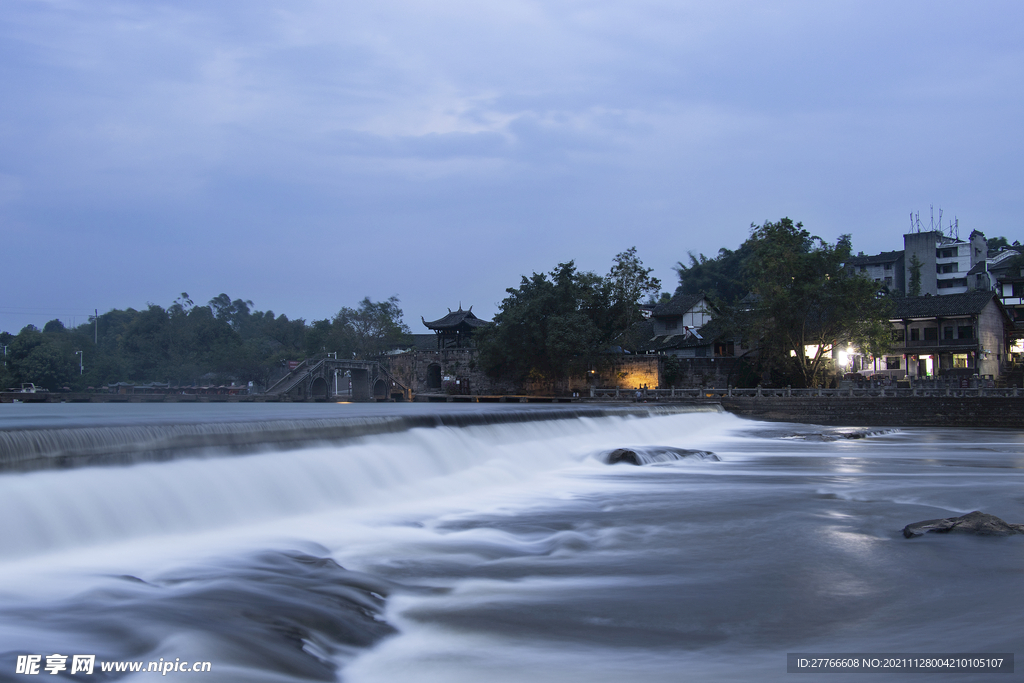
<box><xmin>902</xmin><ymin>511</ymin><xmax>1024</xmax><ymax>538</ymax></box>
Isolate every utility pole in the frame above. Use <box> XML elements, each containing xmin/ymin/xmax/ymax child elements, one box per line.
<box><xmin>94</xmin><ymin>309</ymin><xmax>98</xmax><ymax>345</ymax></box>
<box><xmin>75</xmin><ymin>350</ymin><xmax>83</xmax><ymax>375</ymax></box>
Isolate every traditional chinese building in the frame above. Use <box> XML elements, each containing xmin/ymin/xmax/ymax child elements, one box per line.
<box><xmin>421</xmin><ymin>305</ymin><xmax>491</xmax><ymax>349</ymax></box>
<box><xmin>880</xmin><ymin>291</ymin><xmax>1010</xmax><ymax>379</ymax></box>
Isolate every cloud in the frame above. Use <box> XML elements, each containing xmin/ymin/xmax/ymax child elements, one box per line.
<box><xmin>1</xmin><ymin>0</ymin><xmax>1023</xmax><ymax>332</ymax></box>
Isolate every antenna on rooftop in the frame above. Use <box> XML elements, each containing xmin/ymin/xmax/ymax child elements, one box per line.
<box><xmin>910</xmin><ymin>210</ymin><xmax>923</xmax><ymax>233</ymax></box>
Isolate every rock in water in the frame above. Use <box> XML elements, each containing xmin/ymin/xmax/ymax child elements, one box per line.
<box><xmin>606</xmin><ymin>448</ymin><xmax>643</xmax><ymax>465</ymax></box>
<box><xmin>604</xmin><ymin>447</ymin><xmax>719</xmax><ymax>466</ymax></box>
<box><xmin>902</xmin><ymin>511</ymin><xmax>1024</xmax><ymax>538</ymax></box>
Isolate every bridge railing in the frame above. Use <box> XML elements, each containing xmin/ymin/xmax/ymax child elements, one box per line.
<box><xmin>374</xmin><ymin>363</ymin><xmax>411</xmax><ymax>400</ymax></box>
<box><xmin>592</xmin><ymin>386</ymin><xmax>1024</xmax><ymax>400</ymax></box>
<box><xmin>265</xmin><ymin>359</ymin><xmax>325</xmax><ymax>395</ymax></box>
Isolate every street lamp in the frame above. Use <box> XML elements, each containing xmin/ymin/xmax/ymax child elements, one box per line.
<box><xmin>75</xmin><ymin>350</ymin><xmax>83</xmax><ymax>375</ymax></box>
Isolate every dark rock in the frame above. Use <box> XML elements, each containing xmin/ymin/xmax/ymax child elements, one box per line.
<box><xmin>606</xmin><ymin>449</ymin><xmax>642</xmax><ymax>465</ymax></box>
<box><xmin>902</xmin><ymin>511</ymin><xmax>1024</xmax><ymax>538</ymax></box>
<box><xmin>604</xmin><ymin>447</ymin><xmax>719</xmax><ymax>466</ymax></box>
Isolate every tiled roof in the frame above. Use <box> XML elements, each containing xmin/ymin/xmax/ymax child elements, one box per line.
<box><xmin>618</xmin><ymin>319</ymin><xmax>656</xmax><ymax>352</ymax></box>
<box><xmin>650</xmin><ymin>317</ymin><xmax>731</xmax><ymax>350</ymax></box>
<box><xmin>409</xmin><ymin>334</ymin><xmax>438</xmax><ymax>351</ymax></box>
<box><xmin>422</xmin><ymin>306</ymin><xmax>491</xmax><ymax>330</ymax></box>
<box><xmin>846</xmin><ymin>250</ymin><xmax>904</xmax><ymax>267</ymax></box>
<box><xmin>652</xmin><ymin>291</ymin><xmax>705</xmax><ymax>317</ymax></box>
<box><xmin>892</xmin><ymin>292</ymin><xmax>997</xmax><ymax>319</ymax></box>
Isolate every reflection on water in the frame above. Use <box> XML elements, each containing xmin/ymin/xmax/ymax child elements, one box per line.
<box><xmin>0</xmin><ymin>407</ymin><xmax>1022</xmax><ymax>682</ymax></box>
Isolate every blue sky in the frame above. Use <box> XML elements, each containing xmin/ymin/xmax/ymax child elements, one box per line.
<box><xmin>2</xmin><ymin>0</ymin><xmax>1022</xmax><ymax>332</ymax></box>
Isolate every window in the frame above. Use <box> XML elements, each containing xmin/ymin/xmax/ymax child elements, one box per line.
<box><xmin>1013</xmin><ymin>283</ymin><xmax>1024</xmax><ymax>297</ymax></box>
<box><xmin>884</xmin><ymin>263</ymin><xmax>892</xmax><ymax>271</ymax></box>
<box><xmin>663</xmin><ymin>319</ymin><xmax>678</xmax><ymax>331</ymax></box>
<box><xmin>884</xmin><ymin>276</ymin><xmax>893</xmax><ymax>287</ymax></box>
<box><xmin>953</xmin><ymin>354</ymin><xmax>970</xmax><ymax>369</ymax></box>
<box><xmin>943</xmin><ymin>327</ymin><xmax>954</xmax><ymax>340</ymax></box>
<box><xmin>937</xmin><ymin>263</ymin><xmax>958</xmax><ymax>274</ymax></box>
<box><xmin>957</xmin><ymin>326</ymin><xmax>974</xmax><ymax>339</ymax></box>
<box><xmin>923</xmin><ymin>327</ymin><xmax>938</xmax><ymax>341</ymax></box>
<box><xmin>893</xmin><ymin>329</ymin><xmax>906</xmax><ymax>342</ymax></box>
<box><xmin>860</xmin><ymin>265</ymin><xmax>867</xmax><ymax>272</ymax></box>
<box><xmin>910</xmin><ymin>328</ymin><xmax>920</xmax><ymax>341</ymax></box>
<box><xmin>886</xmin><ymin>357</ymin><xmax>901</xmax><ymax>370</ymax></box>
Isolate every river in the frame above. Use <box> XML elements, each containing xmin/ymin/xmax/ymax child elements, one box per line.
<box><xmin>0</xmin><ymin>403</ymin><xmax>1020</xmax><ymax>681</ymax></box>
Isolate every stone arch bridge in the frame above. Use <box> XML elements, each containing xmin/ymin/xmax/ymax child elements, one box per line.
<box><xmin>265</xmin><ymin>358</ymin><xmax>411</xmax><ymax>401</ymax></box>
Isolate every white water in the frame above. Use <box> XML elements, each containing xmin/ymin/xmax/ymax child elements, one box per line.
<box><xmin>1</xmin><ymin>408</ymin><xmax>1022</xmax><ymax>682</ymax></box>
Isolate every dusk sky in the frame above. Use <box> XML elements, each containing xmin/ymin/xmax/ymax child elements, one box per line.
<box><xmin>2</xmin><ymin>1</ymin><xmax>1022</xmax><ymax>333</ymax></box>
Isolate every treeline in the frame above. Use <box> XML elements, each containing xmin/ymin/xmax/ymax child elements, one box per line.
<box><xmin>479</xmin><ymin>221</ymin><xmax>895</xmax><ymax>389</ymax></box>
<box><xmin>675</xmin><ymin>218</ymin><xmax>893</xmax><ymax>387</ymax></box>
<box><xmin>0</xmin><ymin>294</ymin><xmax>410</xmax><ymax>392</ymax></box>
<box><xmin>2</xmin><ymin>222</ymin><xmax>910</xmax><ymax>393</ymax></box>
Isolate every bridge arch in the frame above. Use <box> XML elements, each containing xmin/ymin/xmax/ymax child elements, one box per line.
<box><xmin>310</xmin><ymin>376</ymin><xmax>329</xmax><ymax>401</ymax></box>
<box><xmin>373</xmin><ymin>379</ymin><xmax>388</xmax><ymax>400</ymax></box>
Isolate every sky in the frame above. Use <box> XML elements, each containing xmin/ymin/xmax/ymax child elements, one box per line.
<box><xmin>2</xmin><ymin>0</ymin><xmax>1022</xmax><ymax>333</ymax></box>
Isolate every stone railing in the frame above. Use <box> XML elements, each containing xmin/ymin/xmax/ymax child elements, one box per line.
<box><xmin>593</xmin><ymin>385</ymin><xmax>1024</xmax><ymax>400</ymax></box>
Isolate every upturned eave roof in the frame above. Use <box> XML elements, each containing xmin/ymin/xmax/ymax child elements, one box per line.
<box><xmin>422</xmin><ymin>306</ymin><xmax>492</xmax><ymax>330</ymax></box>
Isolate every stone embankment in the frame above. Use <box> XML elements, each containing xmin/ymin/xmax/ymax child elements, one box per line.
<box><xmin>719</xmin><ymin>396</ymin><xmax>1024</xmax><ymax>428</ymax></box>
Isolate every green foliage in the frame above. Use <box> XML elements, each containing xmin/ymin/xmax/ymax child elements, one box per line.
<box><xmin>307</xmin><ymin>296</ymin><xmax>412</xmax><ymax>360</ymax></box>
<box><xmin>607</xmin><ymin>247</ymin><xmax>661</xmax><ymax>335</ymax></box>
<box><xmin>1</xmin><ymin>293</ymin><xmax>311</xmax><ymax>390</ymax></box>
<box><xmin>988</xmin><ymin>236</ymin><xmax>1010</xmax><ymax>251</ymax></box>
<box><xmin>661</xmin><ymin>355</ymin><xmax>682</xmax><ymax>387</ymax></box>
<box><xmin>674</xmin><ymin>243</ymin><xmax>754</xmax><ymax>303</ymax></box>
<box><xmin>4</xmin><ymin>323</ymin><xmax>85</xmax><ymax>391</ymax></box>
<box><xmin>477</xmin><ymin>262</ymin><xmax>615</xmax><ymax>386</ymax></box>
<box><xmin>908</xmin><ymin>254</ymin><xmax>923</xmax><ymax>297</ymax></box>
<box><xmin>736</xmin><ymin>218</ymin><xmax>894</xmax><ymax>388</ymax></box>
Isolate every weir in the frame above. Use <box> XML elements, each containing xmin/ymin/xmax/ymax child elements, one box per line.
<box><xmin>0</xmin><ymin>404</ymin><xmax>720</xmax><ymax>473</ymax></box>
<box><xmin>2</xmin><ymin>402</ymin><xmax>1022</xmax><ymax>682</ymax></box>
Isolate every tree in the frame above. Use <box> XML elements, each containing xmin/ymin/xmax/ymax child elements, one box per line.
<box><xmin>908</xmin><ymin>254</ymin><xmax>923</xmax><ymax>297</ymax></box>
<box><xmin>737</xmin><ymin>218</ymin><xmax>893</xmax><ymax>388</ymax></box>
<box><xmin>310</xmin><ymin>296</ymin><xmax>412</xmax><ymax>359</ymax></box>
<box><xmin>607</xmin><ymin>247</ymin><xmax>661</xmax><ymax>335</ymax></box>
<box><xmin>675</xmin><ymin>243</ymin><xmax>754</xmax><ymax>303</ymax></box>
<box><xmin>1</xmin><ymin>294</ymin><xmax>310</xmax><ymax>389</ymax></box>
<box><xmin>477</xmin><ymin>261</ymin><xmax>614</xmax><ymax>388</ymax></box>
<box><xmin>988</xmin><ymin>236</ymin><xmax>1011</xmax><ymax>251</ymax></box>
<box><xmin>7</xmin><ymin>324</ymin><xmax>77</xmax><ymax>391</ymax></box>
